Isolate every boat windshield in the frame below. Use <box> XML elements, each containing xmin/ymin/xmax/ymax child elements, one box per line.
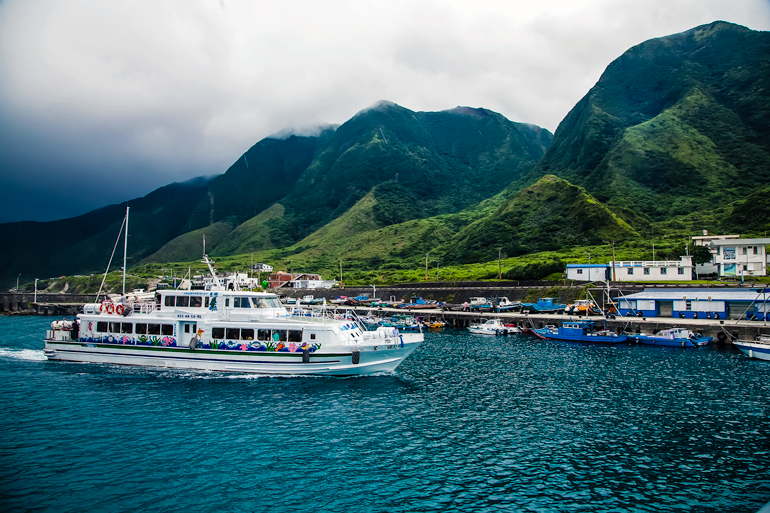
<box><xmin>251</xmin><ymin>297</ymin><xmax>283</xmax><ymax>309</ymax></box>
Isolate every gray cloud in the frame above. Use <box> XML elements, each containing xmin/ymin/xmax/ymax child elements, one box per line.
<box><xmin>1</xmin><ymin>0</ymin><xmax>769</xmax><ymax>222</ymax></box>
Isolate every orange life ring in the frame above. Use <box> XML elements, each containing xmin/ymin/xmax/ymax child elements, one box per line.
<box><xmin>115</xmin><ymin>304</ymin><xmax>124</xmax><ymax>315</ymax></box>
<box><xmin>99</xmin><ymin>302</ymin><xmax>106</xmax><ymax>313</ymax></box>
<box><xmin>106</xmin><ymin>303</ymin><xmax>115</xmax><ymax>314</ymax></box>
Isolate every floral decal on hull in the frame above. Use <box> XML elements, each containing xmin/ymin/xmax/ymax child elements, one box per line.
<box><xmin>79</xmin><ymin>335</ymin><xmax>177</xmax><ymax>347</ymax></box>
<box><xmin>78</xmin><ymin>335</ymin><xmax>322</xmax><ymax>352</ymax></box>
<box><xmin>202</xmin><ymin>340</ymin><xmax>321</xmax><ymax>352</ymax></box>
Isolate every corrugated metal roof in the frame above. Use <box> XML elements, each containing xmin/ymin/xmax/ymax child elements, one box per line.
<box><xmin>710</xmin><ymin>238</ymin><xmax>770</xmax><ymax>246</ymax></box>
<box><xmin>622</xmin><ymin>288</ymin><xmax>770</xmax><ymax>301</ymax></box>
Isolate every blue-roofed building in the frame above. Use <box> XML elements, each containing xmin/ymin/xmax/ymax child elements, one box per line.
<box><xmin>617</xmin><ymin>288</ymin><xmax>770</xmax><ymax>320</ymax></box>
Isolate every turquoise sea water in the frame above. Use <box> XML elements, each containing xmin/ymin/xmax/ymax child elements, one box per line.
<box><xmin>1</xmin><ymin>315</ymin><xmax>769</xmax><ymax>512</ymax></box>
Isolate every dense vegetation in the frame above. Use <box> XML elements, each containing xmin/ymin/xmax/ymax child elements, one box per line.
<box><xmin>530</xmin><ymin>21</ymin><xmax>770</xmax><ymax>229</ymax></box>
<box><xmin>4</xmin><ymin>21</ymin><xmax>770</xmax><ymax>290</ymax></box>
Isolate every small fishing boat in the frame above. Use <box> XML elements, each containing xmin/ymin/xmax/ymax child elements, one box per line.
<box><xmin>629</xmin><ymin>328</ymin><xmax>711</xmax><ymax>347</ymax></box>
<box><xmin>533</xmin><ymin>320</ymin><xmax>626</xmax><ymax>344</ymax></box>
<box><xmin>494</xmin><ymin>297</ymin><xmax>521</xmax><ymax>312</ymax></box>
<box><xmin>733</xmin><ymin>335</ymin><xmax>770</xmax><ymax>361</ymax></box>
<box><xmin>564</xmin><ymin>299</ymin><xmax>601</xmax><ymax>316</ymax></box>
<box><xmin>379</xmin><ymin>314</ymin><xmax>422</xmax><ymax>332</ymax></box>
<box><xmin>467</xmin><ymin>318</ymin><xmax>516</xmax><ymax>335</ymax></box>
<box><xmin>521</xmin><ymin>297</ymin><xmax>566</xmax><ymax>314</ymax></box>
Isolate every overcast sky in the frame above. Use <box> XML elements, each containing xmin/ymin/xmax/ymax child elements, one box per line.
<box><xmin>1</xmin><ymin>0</ymin><xmax>769</xmax><ymax>223</ymax></box>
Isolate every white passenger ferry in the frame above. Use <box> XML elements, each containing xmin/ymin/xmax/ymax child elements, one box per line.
<box><xmin>44</xmin><ymin>245</ymin><xmax>422</xmax><ymax>375</ymax></box>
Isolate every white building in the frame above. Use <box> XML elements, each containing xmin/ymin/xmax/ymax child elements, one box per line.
<box><xmin>253</xmin><ymin>263</ymin><xmax>273</xmax><ymax>273</ymax></box>
<box><xmin>610</xmin><ymin>256</ymin><xmax>693</xmax><ymax>282</ymax></box>
<box><xmin>566</xmin><ymin>264</ymin><xmax>610</xmax><ymax>282</ymax></box>
<box><xmin>568</xmin><ymin>256</ymin><xmax>693</xmax><ymax>282</ymax></box>
<box><xmin>709</xmin><ymin>238</ymin><xmax>770</xmax><ymax>277</ymax></box>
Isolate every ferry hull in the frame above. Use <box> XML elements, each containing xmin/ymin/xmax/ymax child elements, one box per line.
<box><xmin>44</xmin><ymin>337</ymin><xmax>422</xmax><ymax>376</ymax></box>
<box><xmin>734</xmin><ymin>340</ymin><xmax>770</xmax><ymax>361</ymax></box>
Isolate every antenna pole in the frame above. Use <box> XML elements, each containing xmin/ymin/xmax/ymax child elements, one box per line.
<box><xmin>122</xmin><ymin>206</ymin><xmax>129</xmax><ymax>295</ymax></box>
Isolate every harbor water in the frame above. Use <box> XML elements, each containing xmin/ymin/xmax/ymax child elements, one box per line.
<box><xmin>1</xmin><ymin>316</ymin><xmax>769</xmax><ymax>512</ymax></box>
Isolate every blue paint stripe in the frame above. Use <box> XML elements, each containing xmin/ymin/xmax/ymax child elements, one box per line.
<box><xmin>51</xmin><ymin>348</ymin><xmax>342</xmax><ymax>365</ymax></box>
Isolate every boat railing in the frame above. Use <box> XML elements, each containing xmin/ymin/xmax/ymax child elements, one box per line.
<box><xmin>131</xmin><ymin>302</ymin><xmax>158</xmax><ymax>314</ymax></box>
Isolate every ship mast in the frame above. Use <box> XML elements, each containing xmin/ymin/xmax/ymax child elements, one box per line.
<box><xmin>122</xmin><ymin>206</ymin><xmax>129</xmax><ymax>295</ymax></box>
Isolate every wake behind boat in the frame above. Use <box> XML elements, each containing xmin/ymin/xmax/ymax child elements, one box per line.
<box><xmin>43</xmin><ymin>208</ymin><xmax>422</xmax><ymax>376</ymax></box>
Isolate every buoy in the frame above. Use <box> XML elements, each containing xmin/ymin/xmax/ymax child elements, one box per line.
<box><xmin>302</xmin><ymin>348</ymin><xmax>310</xmax><ymax>363</ymax></box>
<box><xmin>106</xmin><ymin>303</ymin><xmax>115</xmax><ymax>314</ymax></box>
<box><xmin>115</xmin><ymin>304</ymin><xmax>124</xmax><ymax>315</ymax></box>
<box><xmin>188</xmin><ymin>337</ymin><xmax>199</xmax><ymax>350</ymax></box>
<box><xmin>351</xmin><ymin>350</ymin><xmax>360</xmax><ymax>365</ymax></box>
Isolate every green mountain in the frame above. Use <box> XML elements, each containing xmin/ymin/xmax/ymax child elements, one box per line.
<box><xmin>440</xmin><ymin>175</ymin><xmax>639</xmax><ymax>263</ymax></box>
<box><xmin>532</xmin><ymin>21</ymin><xmax>770</xmax><ymax>224</ymax></box>
<box><xmin>146</xmin><ymin>102</ymin><xmax>553</xmax><ymax>262</ymax></box>
<box><xmin>0</xmin><ymin>177</ymin><xmax>214</xmax><ymax>284</ymax></box>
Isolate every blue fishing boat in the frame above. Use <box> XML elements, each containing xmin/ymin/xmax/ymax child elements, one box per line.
<box><xmin>629</xmin><ymin>328</ymin><xmax>711</xmax><ymax>347</ymax></box>
<box><xmin>521</xmin><ymin>297</ymin><xmax>566</xmax><ymax>313</ymax></box>
<box><xmin>533</xmin><ymin>320</ymin><xmax>626</xmax><ymax>344</ymax></box>
<box><xmin>379</xmin><ymin>314</ymin><xmax>421</xmax><ymax>332</ymax></box>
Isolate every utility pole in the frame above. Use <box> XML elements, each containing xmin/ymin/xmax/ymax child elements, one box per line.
<box><xmin>339</xmin><ymin>259</ymin><xmax>343</xmax><ymax>289</ymax></box>
<box><xmin>498</xmin><ymin>247</ymin><xmax>503</xmax><ymax>280</ymax></box>
<box><xmin>16</xmin><ymin>273</ymin><xmax>20</xmax><ymax>292</ymax></box>
<box><xmin>425</xmin><ymin>253</ymin><xmax>429</xmax><ymax>281</ymax></box>
<box><xmin>652</xmin><ymin>243</ymin><xmax>655</xmax><ymax>262</ymax></box>
<box><xmin>610</xmin><ymin>241</ymin><xmax>617</xmax><ymax>282</ymax></box>
<box><xmin>433</xmin><ymin>260</ymin><xmax>440</xmax><ymax>281</ymax></box>
<box><xmin>34</xmin><ymin>278</ymin><xmax>39</xmax><ymax>303</ymax></box>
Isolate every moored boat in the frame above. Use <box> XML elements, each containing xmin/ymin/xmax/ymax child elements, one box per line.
<box><xmin>532</xmin><ymin>320</ymin><xmax>626</xmax><ymax>344</ymax></box>
<box><xmin>629</xmin><ymin>328</ymin><xmax>711</xmax><ymax>347</ymax></box>
<box><xmin>467</xmin><ymin>318</ymin><xmax>517</xmax><ymax>335</ymax></box>
<box><xmin>733</xmin><ymin>335</ymin><xmax>770</xmax><ymax>361</ymax></box>
<box><xmin>521</xmin><ymin>297</ymin><xmax>566</xmax><ymax>314</ymax></box>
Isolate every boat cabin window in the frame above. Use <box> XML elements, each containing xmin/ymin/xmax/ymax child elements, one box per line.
<box><xmin>241</xmin><ymin>328</ymin><xmax>254</xmax><ymax>340</ymax></box>
<box><xmin>176</xmin><ymin>296</ymin><xmax>189</xmax><ymax>307</ymax></box>
<box><xmin>252</xmin><ymin>297</ymin><xmax>282</xmax><ymax>309</ymax></box>
<box><xmin>110</xmin><ymin>322</ymin><xmax>121</xmax><ymax>332</ymax></box>
<box><xmin>234</xmin><ymin>297</ymin><xmax>251</xmax><ymax>308</ymax></box>
<box><xmin>226</xmin><ymin>328</ymin><xmax>240</xmax><ymax>339</ymax></box>
<box><xmin>96</xmin><ymin>321</ymin><xmax>108</xmax><ymax>333</ymax></box>
<box><xmin>225</xmin><ymin>298</ymin><xmax>230</xmax><ymax>307</ymax></box>
<box><xmin>212</xmin><ymin>327</ymin><xmax>225</xmax><ymax>339</ymax></box>
<box><xmin>145</xmin><ymin>324</ymin><xmax>173</xmax><ymax>336</ymax></box>
<box><xmin>288</xmin><ymin>330</ymin><xmax>302</xmax><ymax>342</ymax></box>
<box><xmin>190</xmin><ymin>296</ymin><xmax>203</xmax><ymax>308</ymax></box>
<box><xmin>164</xmin><ymin>296</ymin><xmax>174</xmax><ymax>307</ymax></box>
<box><xmin>309</xmin><ymin>333</ymin><xmax>316</xmax><ymax>340</ymax></box>
<box><xmin>136</xmin><ymin>324</ymin><xmax>147</xmax><ymax>334</ymax></box>
<box><xmin>258</xmin><ymin>329</ymin><xmax>271</xmax><ymax>341</ymax></box>
<box><xmin>122</xmin><ymin>323</ymin><xmax>133</xmax><ymax>334</ymax></box>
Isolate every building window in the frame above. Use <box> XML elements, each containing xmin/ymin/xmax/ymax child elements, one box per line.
<box><xmin>628</xmin><ymin>268</ymin><xmax>634</xmax><ymax>275</ymax></box>
<box><xmin>576</xmin><ymin>269</ymin><xmax>583</xmax><ymax>275</ymax></box>
<box><xmin>754</xmin><ymin>247</ymin><xmax>759</xmax><ymax>255</ymax></box>
<box><xmin>678</xmin><ymin>268</ymin><xmax>684</xmax><ymax>275</ymax></box>
<box><xmin>661</xmin><ymin>268</ymin><xmax>667</xmax><ymax>275</ymax></box>
<box><xmin>644</xmin><ymin>268</ymin><xmax>650</xmax><ymax>275</ymax></box>
<box><xmin>744</xmin><ymin>265</ymin><xmax>748</xmax><ymax>271</ymax></box>
<box><xmin>742</xmin><ymin>247</ymin><xmax>748</xmax><ymax>255</ymax></box>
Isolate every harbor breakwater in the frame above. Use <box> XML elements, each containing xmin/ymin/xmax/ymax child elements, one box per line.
<box><xmin>0</xmin><ymin>293</ymin><xmax>97</xmax><ymax>316</ymax></box>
